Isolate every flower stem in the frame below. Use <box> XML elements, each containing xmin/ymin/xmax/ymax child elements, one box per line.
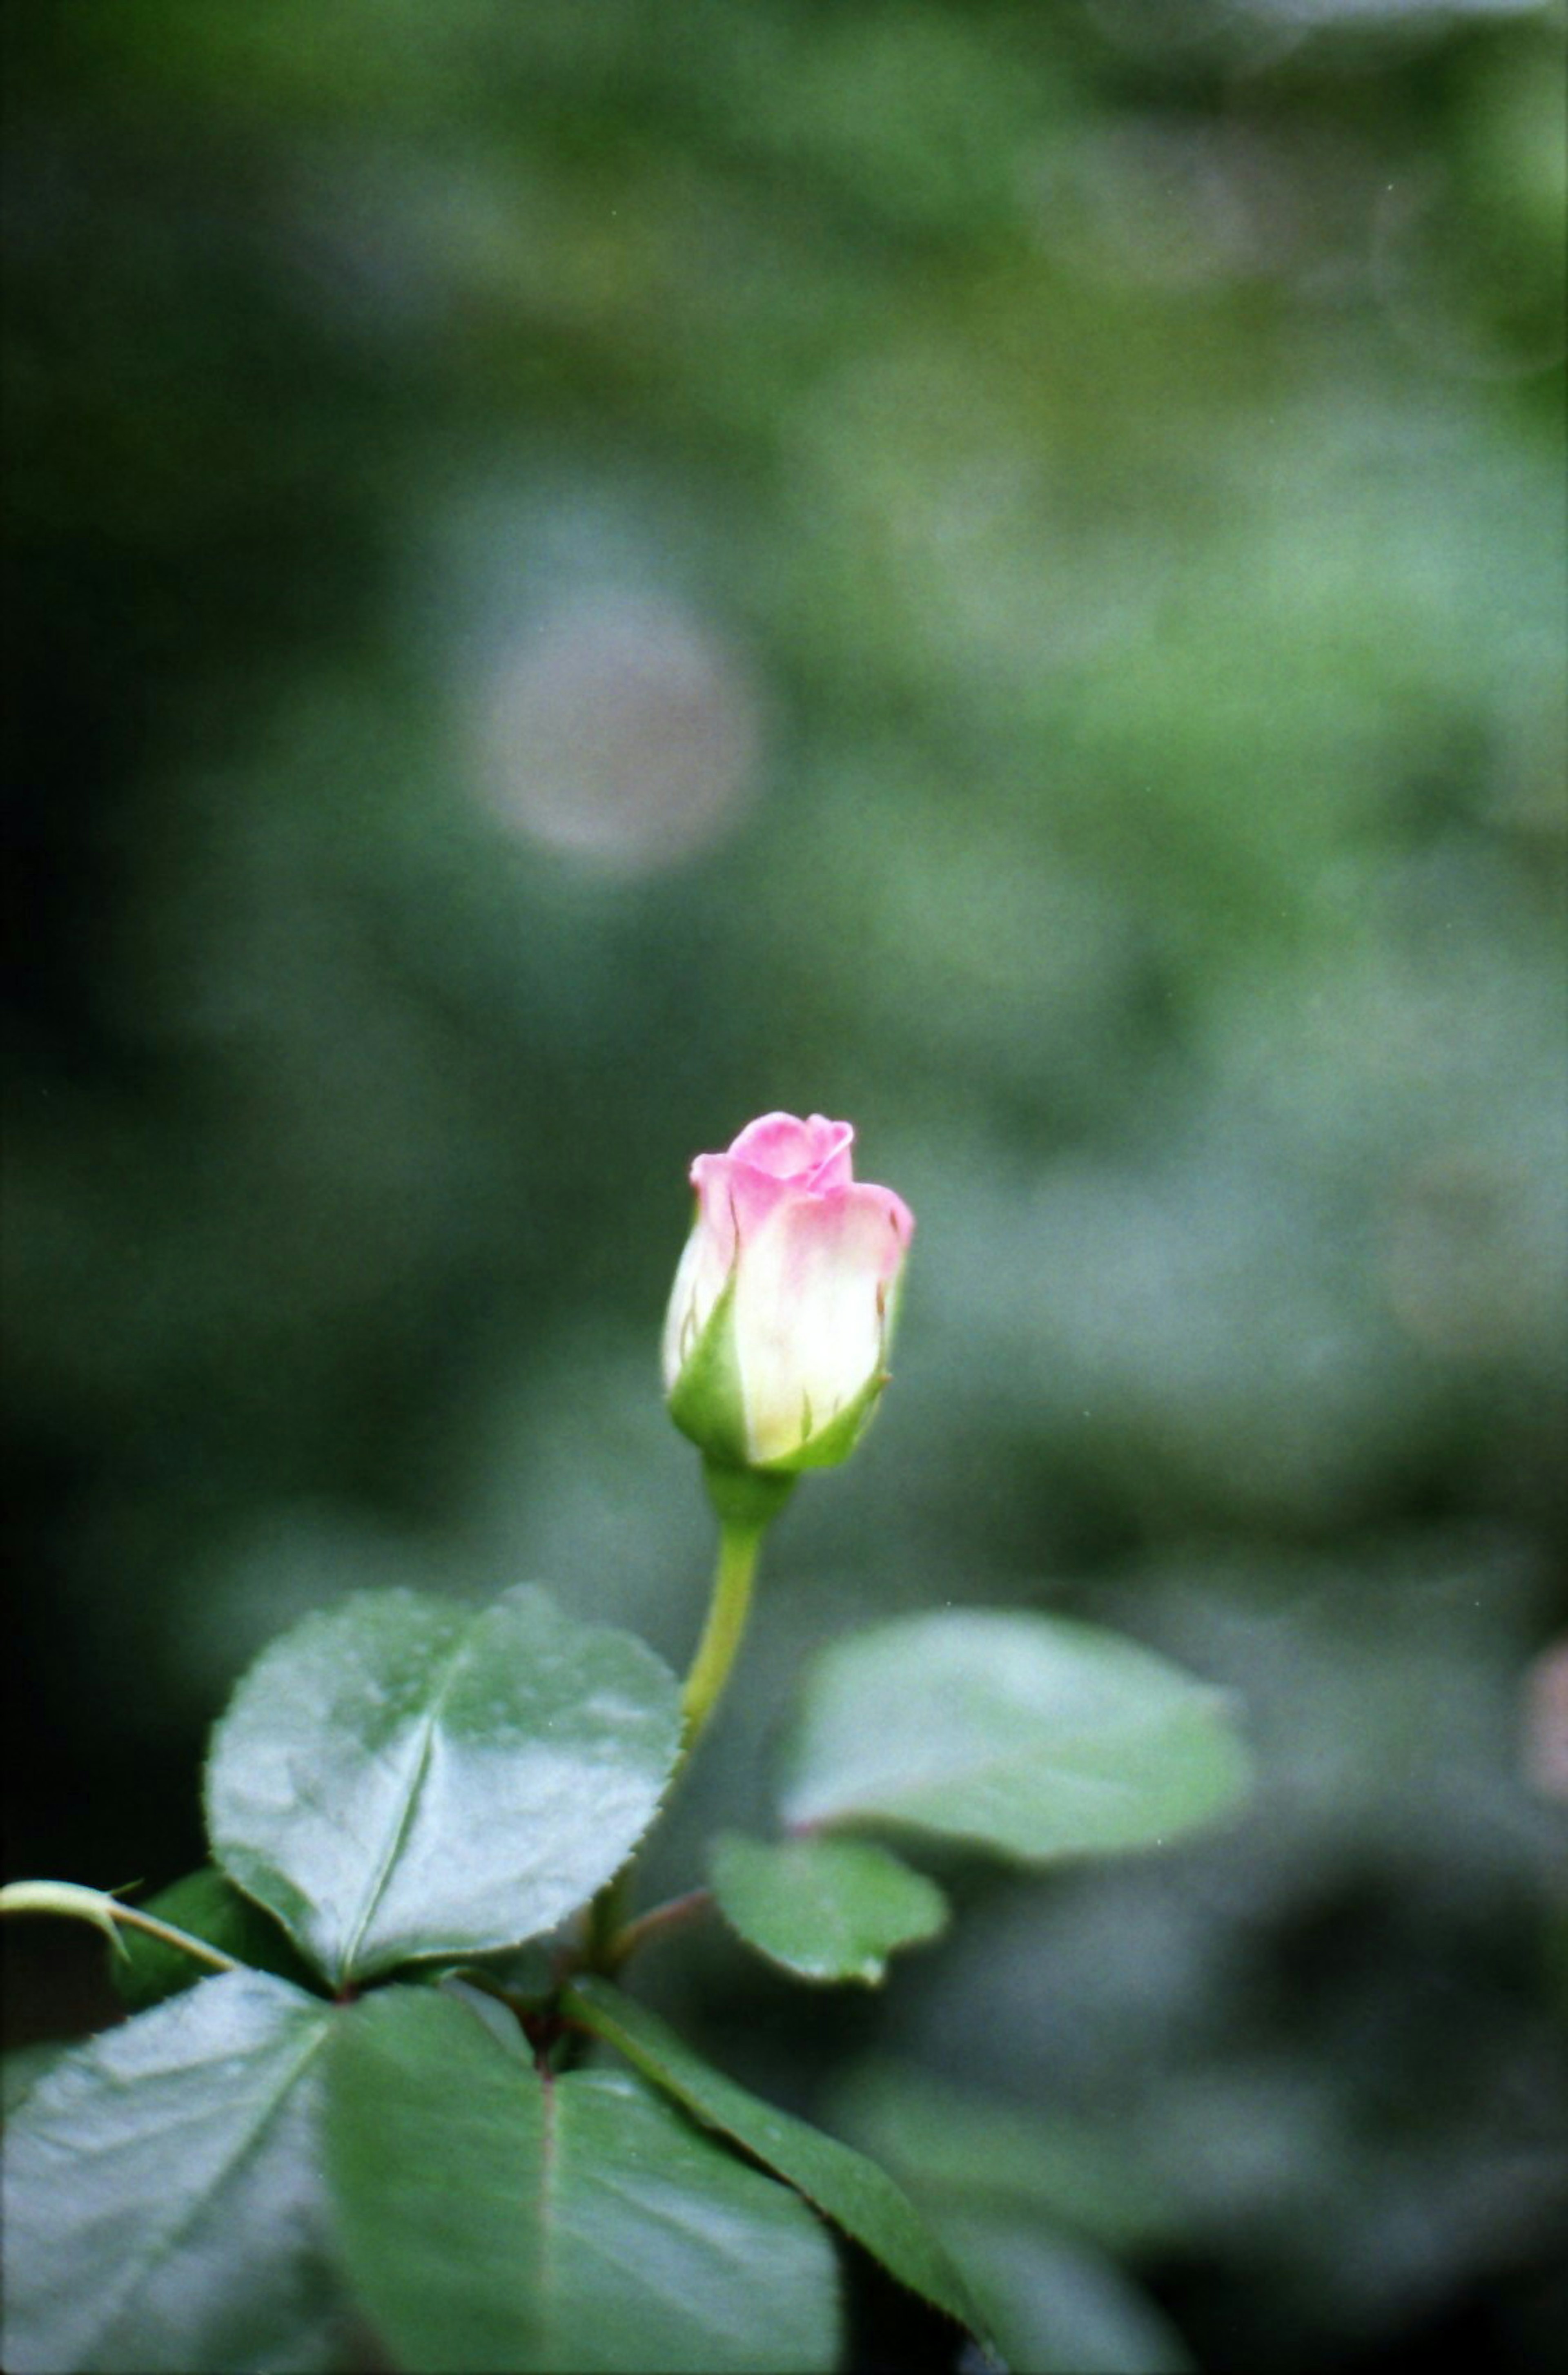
<box><xmin>580</xmin><ymin>1466</ymin><xmax>792</xmax><ymax>1976</ymax></box>
<box><xmin>679</xmin><ymin>1513</ymin><xmax>766</xmax><ymax>1758</ymax></box>
<box><xmin>679</xmin><ymin>1459</ymin><xmax>795</xmax><ymax>1760</ymax></box>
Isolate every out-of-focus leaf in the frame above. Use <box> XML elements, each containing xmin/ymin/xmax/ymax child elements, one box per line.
<box><xmin>205</xmin><ymin>1584</ymin><xmax>682</xmax><ymax>1986</ymax></box>
<box><xmin>0</xmin><ymin>1971</ymin><xmax>342</xmax><ymax>2375</ymax></box>
<box><xmin>710</xmin><ymin>1830</ymin><xmax>947</xmax><ymax>1983</ymax></box>
<box><xmin>941</xmin><ymin>2208</ymin><xmax>1195</xmax><ymax>2375</ymax></box>
<box><xmin>780</xmin><ymin>1610</ymin><xmax>1250</xmax><ymax>1859</ymax></box>
<box><xmin>324</xmin><ymin>1983</ymin><xmax>840</xmax><ymax>2375</ymax></box>
<box><xmin>112</xmin><ymin>1867</ymin><xmax>321</xmax><ymax>2012</ymax></box>
<box><xmin>830</xmin><ymin>2062</ymin><xmax>1183</xmax><ymax>2252</ymax></box>
<box><xmin>564</xmin><ymin>1975</ymin><xmax>990</xmax><ymax>2351</ymax></box>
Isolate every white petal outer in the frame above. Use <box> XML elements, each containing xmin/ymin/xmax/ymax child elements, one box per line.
<box><xmin>661</xmin><ymin>1218</ymin><xmax>704</xmax><ymax>1390</ymax></box>
<box><xmin>661</xmin><ymin>1203</ymin><xmax>735</xmax><ymax>1390</ymax></box>
<box><xmin>733</xmin><ymin>1184</ymin><xmax>911</xmax><ymax>1465</ymax></box>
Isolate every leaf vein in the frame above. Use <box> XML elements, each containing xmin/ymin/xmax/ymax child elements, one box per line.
<box><xmin>92</xmin><ymin>2003</ymin><xmax>331</xmax><ymax>2363</ymax></box>
<box><xmin>336</xmin><ymin>1634</ymin><xmax>471</xmax><ymax>1975</ymax></box>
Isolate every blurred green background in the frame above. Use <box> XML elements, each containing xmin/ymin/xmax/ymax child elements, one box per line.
<box><xmin>4</xmin><ymin>0</ymin><xmax>1566</xmax><ymax>2368</ymax></box>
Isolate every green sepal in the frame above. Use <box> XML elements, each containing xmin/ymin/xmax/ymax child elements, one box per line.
<box><xmin>758</xmin><ymin>1365</ymin><xmax>888</xmax><ymax>1474</ymax></box>
<box><xmin>666</xmin><ymin>1273</ymin><xmax>752</xmax><ymax>1468</ymax></box>
<box><xmin>670</xmin><ymin>1272</ymin><xmax>893</xmax><ymax>1479</ymax></box>
<box><xmin>671</xmin><ymin>1287</ymin><xmax>891</xmax><ymax>1480</ymax></box>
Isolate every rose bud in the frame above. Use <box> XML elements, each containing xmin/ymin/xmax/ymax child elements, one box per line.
<box><xmin>662</xmin><ymin>1112</ymin><xmax>914</xmax><ymax>1476</ymax></box>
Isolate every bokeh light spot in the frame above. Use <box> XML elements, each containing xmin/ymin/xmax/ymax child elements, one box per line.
<box><xmin>474</xmin><ymin>593</ymin><xmax>764</xmax><ymax>873</ymax></box>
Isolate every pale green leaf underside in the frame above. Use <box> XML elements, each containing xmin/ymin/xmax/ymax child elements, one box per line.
<box><xmin>0</xmin><ymin>1971</ymin><xmax>341</xmax><ymax>2375</ymax></box>
<box><xmin>565</xmin><ymin>1976</ymin><xmax>990</xmax><ymax>2351</ymax></box>
<box><xmin>710</xmin><ymin>1830</ymin><xmax>947</xmax><ymax>1983</ymax></box>
<box><xmin>205</xmin><ymin>1584</ymin><xmax>682</xmax><ymax>1985</ymax></box>
<box><xmin>325</xmin><ymin>1985</ymin><xmax>840</xmax><ymax>2375</ymax></box>
<box><xmin>780</xmin><ymin>1609</ymin><xmax>1250</xmax><ymax>1859</ymax></box>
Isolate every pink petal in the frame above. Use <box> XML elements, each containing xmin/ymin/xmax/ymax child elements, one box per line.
<box><xmin>692</xmin><ymin>1148</ymin><xmax>792</xmax><ymax>1251</ymax></box>
<box><xmin>725</xmin><ymin>1111</ymin><xmax>855</xmax><ymax>1188</ymax></box>
<box><xmin>803</xmin><ymin>1114</ymin><xmax>857</xmax><ymax>1190</ymax></box>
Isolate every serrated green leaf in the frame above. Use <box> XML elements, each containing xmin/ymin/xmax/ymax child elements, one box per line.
<box><xmin>324</xmin><ymin>1984</ymin><xmax>840</xmax><ymax>2375</ymax></box>
<box><xmin>205</xmin><ymin>1583</ymin><xmax>682</xmax><ymax>1986</ymax></box>
<box><xmin>564</xmin><ymin>1976</ymin><xmax>991</xmax><ymax>2353</ymax></box>
<box><xmin>113</xmin><ymin>1867</ymin><xmax>323</xmax><ymax>2012</ymax></box>
<box><xmin>0</xmin><ymin>1970</ymin><xmax>343</xmax><ymax>2375</ymax></box>
<box><xmin>710</xmin><ymin>1831</ymin><xmax>947</xmax><ymax>1984</ymax></box>
<box><xmin>780</xmin><ymin>1610</ymin><xmax>1250</xmax><ymax>1860</ymax></box>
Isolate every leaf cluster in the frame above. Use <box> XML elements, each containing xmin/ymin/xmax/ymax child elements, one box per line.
<box><xmin>2</xmin><ymin>1580</ymin><xmax>1247</xmax><ymax>2372</ymax></box>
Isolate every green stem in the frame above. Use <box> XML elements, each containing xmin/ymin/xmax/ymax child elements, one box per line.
<box><xmin>0</xmin><ymin>1879</ymin><xmax>242</xmax><ymax>1974</ymax></box>
<box><xmin>678</xmin><ymin>1514</ymin><xmax>766</xmax><ymax>1758</ymax></box>
<box><xmin>608</xmin><ymin>1888</ymin><xmax>712</xmax><ymax>1969</ymax></box>
<box><xmin>581</xmin><ymin>1865</ymin><xmax>633</xmax><ymax>1974</ymax></box>
<box><xmin>111</xmin><ymin>1905</ymin><xmax>243</xmax><ymax>1972</ymax></box>
<box><xmin>679</xmin><ymin>1460</ymin><xmax>795</xmax><ymax>1760</ymax></box>
<box><xmin>580</xmin><ymin>1463</ymin><xmax>793</xmax><ymax>1975</ymax></box>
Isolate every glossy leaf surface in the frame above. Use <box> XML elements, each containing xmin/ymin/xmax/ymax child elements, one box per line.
<box><xmin>565</xmin><ymin>1976</ymin><xmax>989</xmax><ymax>2349</ymax></box>
<box><xmin>780</xmin><ymin>1610</ymin><xmax>1250</xmax><ymax>1858</ymax></box>
<box><xmin>325</xmin><ymin>1984</ymin><xmax>840</xmax><ymax>2374</ymax></box>
<box><xmin>205</xmin><ymin>1584</ymin><xmax>682</xmax><ymax>1985</ymax></box>
<box><xmin>0</xmin><ymin>1971</ymin><xmax>341</xmax><ymax>2375</ymax></box>
<box><xmin>710</xmin><ymin>1830</ymin><xmax>947</xmax><ymax>1983</ymax></box>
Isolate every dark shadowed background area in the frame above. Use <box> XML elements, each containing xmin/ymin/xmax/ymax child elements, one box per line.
<box><xmin>4</xmin><ymin>2</ymin><xmax>1566</xmax><ymax>2368</ymax></box>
